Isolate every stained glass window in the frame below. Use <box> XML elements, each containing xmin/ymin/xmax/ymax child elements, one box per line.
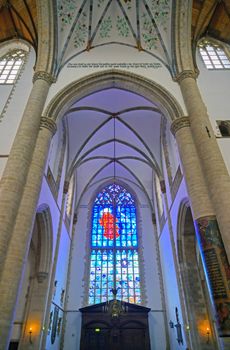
<box><xmin>88</xmin><ymin>184</ymin><xmax>141</xmax><ymax>305</ymax></box>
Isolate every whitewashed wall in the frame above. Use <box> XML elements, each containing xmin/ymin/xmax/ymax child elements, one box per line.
<box><xmin>45</xmin><ymin>45</ymin><xmax>186</xmax><ymax>115</ymax></box>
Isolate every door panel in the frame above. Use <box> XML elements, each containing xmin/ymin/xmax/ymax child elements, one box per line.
<box><xmin>121</xmin><ymin>328</ymin><xmax>146</xmax><ymax>350</ymax></box>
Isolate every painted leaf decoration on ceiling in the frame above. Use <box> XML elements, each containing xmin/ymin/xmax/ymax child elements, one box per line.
<box><xmin>57</xmin><ymin>0</ymin><xmax>172</xmax><ymax>70</ymax></box>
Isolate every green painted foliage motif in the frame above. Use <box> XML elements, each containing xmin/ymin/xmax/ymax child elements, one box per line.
<box><xmin>123</xmin><ymin>0</ymin><xmax>132</xmax><ymax>10</ymax></box>
<box><xmin>142</xmin><ymin>13</ymin><xmax>158</xmax><ymax>50</ymax></box>
<box><xmin>149</xmin><ymin>0</ymin><xmax>170</xmax><ymax>31</ymax></box>
<box><xmin>116</xmin><ymin>16</ymin><xmax>130</xmax><ymax>37</ymax></box>
<box><xmin>58</xmin><ymin>0</ymin><xmax>76</xmax><ymax>31</ymax></box>
<box><xmin>97</xmin><ymin>0</ymin><xmax>106</xmax><ymax>8</ymax></box>
<box><xmin>74</xmin><ymin>12</ymin><xmax>88</xmax><ymax>48</ymax></box>
<box><xmin>100</xmin><ymin>17</ymin><xmax>112</xmax><ymax>38</ymax></box>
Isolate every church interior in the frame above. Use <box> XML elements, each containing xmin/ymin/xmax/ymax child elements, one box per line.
<box><xmin>0</xmin><ymin>1</ymin><xmax>230</xmax><ymax>349</ymax></box>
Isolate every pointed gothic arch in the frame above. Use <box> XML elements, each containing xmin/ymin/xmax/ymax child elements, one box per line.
<box><xmin>44</xmin><ymin>69</ymin><xmax>184</xmax><ymax>123</ymax></box>
<box><xmin>15</xmin><ymin>205</ymin><xmax>53</xmax><ymax>350</ymax></box>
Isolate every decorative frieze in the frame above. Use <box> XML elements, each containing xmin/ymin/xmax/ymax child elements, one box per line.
<box><xmin>40</xmin><ymin>117</ymin><xmax>57</xmax><ymax>135</ymax></box>
<box><xmin>170</xmin><ymin>116</ymin><xmax>190</xmax><ymax>136</ymax></box>
<box><xmin>33</xmin><ymin>71</ymin><xmax>55</xmax><ymax>85</ymax></box>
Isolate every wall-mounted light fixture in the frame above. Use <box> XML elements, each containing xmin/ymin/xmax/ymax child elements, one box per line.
<box><xmin>169</xmin><ymin>308</ymin><xmax>183</xmax><ymax>345</ymax></box>
<box><xmin>29</xmin><ymin>327</ymin><xmax>33</xmax><ymax>344</ymax></box>
<box><xmin>206</xmin><ymin>327</ymin><xmax>210</xmax><ymax>344</ymax></box>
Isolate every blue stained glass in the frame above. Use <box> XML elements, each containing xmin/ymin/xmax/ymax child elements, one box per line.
<box><xmin>88</xmin><ymin>184</ymin><xmax>141</xmax><ymax>305</ymax></box>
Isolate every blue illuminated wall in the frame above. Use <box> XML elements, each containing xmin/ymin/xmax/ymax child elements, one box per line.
<box><xmin>88</xmin><ymin>184</ymin><xmax>141</xmax><ymax>304</ymax></box>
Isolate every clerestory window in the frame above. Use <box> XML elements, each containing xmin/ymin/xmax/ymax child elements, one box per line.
<box><xmin>0</xmin><ymin>49</ymin><xmax>26</xmax><ymax>84</ymax></box>
<box><xmin>199</xmin><ymin>42</ymin><xmax>230</xmax><ymax>70</ymax></box>
<box><xmin>88</xmin><ymin>183</ymin><xmax>141</xmax><ymax>305</ymax></box>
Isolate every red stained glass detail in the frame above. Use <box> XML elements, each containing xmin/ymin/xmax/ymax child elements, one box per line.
<box><xmin>99</xmin><ymin>212</ymin><xmax>120</xmax><ymax>240</ymax></box>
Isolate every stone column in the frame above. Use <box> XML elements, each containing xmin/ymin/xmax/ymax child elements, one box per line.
<box><xmin>176</xmin><ymin>71</ymin><xmax>230</xmax><ymax>261</ymax></box>
<box><xmin>171</xmin><ymin>117</ymin><xmax>230</xmax><ymax>344</ymax></box>
<box><xmin>0</xmin><ymin>117</ymin><xmax>56</xmax><ymax>350</ymax></box>
<box><xmin>0</xmin><ymin>72</ymin><xmax>54</xmax><ymax>277</ymax></box>
<box><xmin>171</xmin><ymin>116</ymin><xmax>214</xmax><ymax>219</ymax></box>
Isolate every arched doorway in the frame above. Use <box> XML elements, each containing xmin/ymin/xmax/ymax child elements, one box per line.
<box><xmin>10</xmin><ymin>206</ymin><xmax>53</xmax><ymax>350</ymax></box>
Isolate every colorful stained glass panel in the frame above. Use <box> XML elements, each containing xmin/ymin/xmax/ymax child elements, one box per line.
<box><xmin>88</xmin><ymin>184</ymin><xmax>141</xmax><ymax>305</ymax></box>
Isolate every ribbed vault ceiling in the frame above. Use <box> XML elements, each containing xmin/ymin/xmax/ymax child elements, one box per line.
<box><xmin>65</xmin><ymin>88</ymin><xmax>163</xmax><ymax>210</ymax></box>
<box><xmin>57</xmin><ymin>0</ymin><xmax>172</xmax><ymax>72</ymax></box>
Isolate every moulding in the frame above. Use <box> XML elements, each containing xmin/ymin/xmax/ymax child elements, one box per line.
<box><xmin>173</xmin><ymin>70</ymin><xmax>198</xmax><ymax>83</ymax></box>
<box><xmin>44</xmin><ymin>70</ymin><xmax>184</xmax><ymax>123</ymax></box>
<box><xmin>40</xmin><ymin>116</ymin><xmax>57</xmax><ymax>135</ymax></box>
<box><xmin>160</xmin><ymin>180</ymin><xmax>166</xmax><ymax>194</ymax></box>
<box><xmin>33</xmin><ymin>71</ymin><xmax>55</xmax><ymax>85</ymax></box>
<box><xmin>63</xmin><ymin>180</ymin><xmax>69</xmax><ymax>194</ymax></box>
<box><xmin>170</xmin><ymin>116</ymin><xmax>190</xmax><ymax>136</ymax></box>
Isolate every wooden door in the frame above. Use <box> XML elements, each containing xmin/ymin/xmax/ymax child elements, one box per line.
<box><xmin>80</xmin><ymin>301</ymin><xmax>151</xmax><ymax>350</ymax></box>
<box><xmin>82</xmin><ymin>327</ymin><xmax>110</xmax><ymax>350</ymax></box>
<box><xmin>121</xmin><ymin>327</ymin><xmax>147</xmax><ymax>350</ymax></box>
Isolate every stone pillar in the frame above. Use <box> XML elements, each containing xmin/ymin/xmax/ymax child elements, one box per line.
<box><xmin>171</xmin><ymin>116</ymin><xmax>230</xmax><ymax>344</ymax></box>
<box><xmin>0</xmin><ymin>117</ymin><xmax>56</xmax><ymax>350</ymax></box>
<box><xmin>0</xmin><ymin>72</ymin><xmax>54</xmax><ymax>277</ymax></box>
<box><xmin>171</xmin><ymin>116</ymin><xmax>214</xmax><ymax>219</ymax></box>
<box><xmin>176</xmin><ymin>71</ymin><xmax>230</xmax><ymax>261</ymax></box>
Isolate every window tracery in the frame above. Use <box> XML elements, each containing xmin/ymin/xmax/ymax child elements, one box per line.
<box><xmin>88</xmin><ymin>183</ymin><xmax>141</xmax><ymax>305</ymax></box>
<box><xmin>0</xmin><ymin>49</ymin><xmax>27</xmax><ymax>84</ymax></box>
<box><xmin>199</xmin><ymin>41</ymin><xmax>230</xmax><ymax>70</ymax></box>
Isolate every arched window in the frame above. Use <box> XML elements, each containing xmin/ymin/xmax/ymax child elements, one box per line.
<box><xmin>88</xmin><ymin>183</ymin><xmax>141</xmax><ymax>305</ymax></box>
<box><xmin>0</xmin><ymin>49</ymin><xmax>27</xmax><ymax>84</ymax></box>
<box><xmin>198</xmin><ymin>41</ymin><xmax>230</xmax><ymax>69</ymax></box>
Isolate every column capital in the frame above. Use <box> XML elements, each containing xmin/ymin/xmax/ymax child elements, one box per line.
<box><xmin>173</xmin><ymin>70</ymin><xmax>198</xmax><ymax>83</ymax></box>
<box><xmin>63</xmin><ymin>180</ymin><xmax>69</xmax><ymax>194</ymax></box>
<box><xmin>171</xmin><ymin>116</ymin><xmax>190</xmax><ymax>136</ymax></box>
<box><xmin>152</xmin><ymin>213</ymin><xmax>156</xmax><ymax>225</ymax></box>
<box><xmin>160</xmin><ymin>180</ymin><xmax>166</xmax><ymax>194</ymax></box>
<box><xmin>33</xmin><ymin>71</ymin><xmax>55</xmax><ymax>85</ymax></box>
<box><xmin>73</xmin><ymin>213</ymin><xmax>78</xmax><ymax>224</ymax></box>
<box><xmin>40</xmin><ymin>117</ymin><xmax>57</xmax><ymax>135</ymax></box>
